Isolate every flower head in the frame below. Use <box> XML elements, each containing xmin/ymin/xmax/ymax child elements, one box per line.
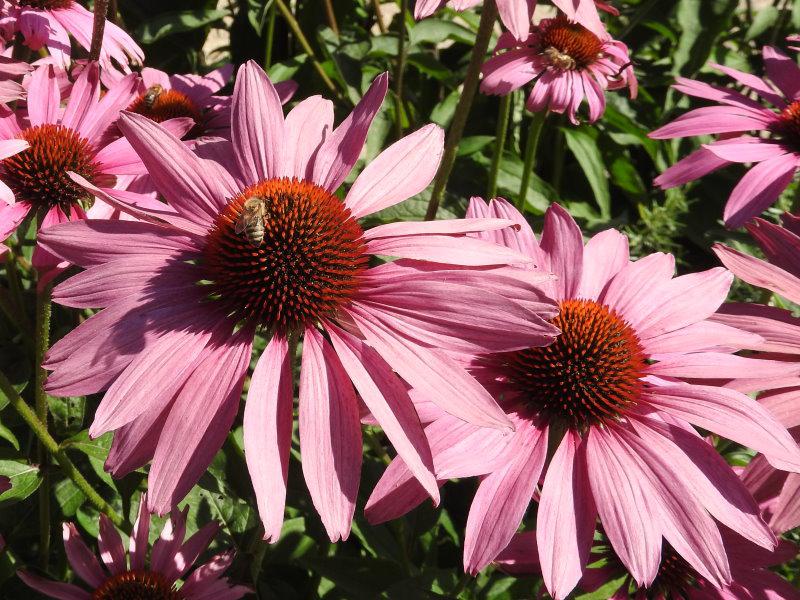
<box><xmin>0</xmin><ymin>63</ymin><xmax>169</xmax><ymax>278</ymax></box>
<box><xmin>481</xmin><ymin>16</ymin><xmax>636</xmax><ymax>124</ymax></box>
<box><xmin>650</xmin><ymin>46</ymin><xmax>800</xmax><ymax>228</ymax></box>
<box><xmin>365</xmin><ymin>198</ymin><xmax>800</xmax><ymax>600</ymax></box>
<box><xmin>18</xmin><ymin>494</ymin><xmax>249</xmax><ymax>599</ymax></box>
<box><xmin>38</xmin><ymin>62</ymin><xmax>559</xmax><ymax>543</ymax></box>
<box><xmin>0</xmin><ymin>0</ymin><xmax>143</xmax><ymax>84</ymax></box>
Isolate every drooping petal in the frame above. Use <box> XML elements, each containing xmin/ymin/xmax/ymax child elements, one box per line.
<box><xmin>17</xmin><ymin>571</ymin><xmax>90</xmax><ymax>600</ymax></box>
<box><xmin>714</xmin><ymin>242</ymin><xmax>800</xmax><ymax>305</ymax></box>
<box><xmin>243</xmin><ymin>333</ymin><xmax>294</xmax><ymax>543</ymax></box>
<box><xmin>97</xmin><ymin>513</ymin><xmax>127</xmax><ymax>575</ymax></box>
<box><xmin>723</xmin><ymin>152</ymin><xmax>798</xmax><ymax>229</ymax></box>
<box><xmin>62</xmin><ymin>522</ymin><xmax>106</xmax><ymax>587</ymax></box>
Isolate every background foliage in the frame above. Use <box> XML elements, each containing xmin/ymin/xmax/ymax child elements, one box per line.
<box><xmin>2</xmin><ymin>0</ymin><xmax>800</xmax><ymax>597</ymax></box>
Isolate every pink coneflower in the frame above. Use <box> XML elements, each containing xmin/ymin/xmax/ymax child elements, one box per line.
<box><xmin>126</xmin><ymin>66</ymin><xmax>296</xmax><ymax>140</ymax></box>
<box><xmin>650</xmin><ymin>46</ymin><xmax>800</xmax><ymax>229</ymax></box>
<box><xmin>414</xmin><ymin>1</ymin><xmax>612</xmax><ymax>40</ymax></box>
<box><xmin>0</xmin><ymin>62</ymin><xmax>166</xmax><ymax>277</ymax></box>
<box><xmin>365</xmin><ymin>198</ymin><xmax>800</xmax><ymax>600</ymax></box>
<box><xmin>38</xmin><ymin>61</ymin><xmax>559</xmax><ymax>543</ymax></box>
<box><xmin>481</xmin><ymin>16</ymin><xmax>636</xmax><ymax>124</ymax></box>
<box><xmin>0</xmin><ymin>0</ymin><xmax>143</xmax><ymax>83</ymax></box>
<box><xmin>18</xmin><ymin>494</ymin><xmax>249</xmax><ymax>599</ymax></box>
<box><xmin>496</xmin><ymin>526</ymin><xmax>800</xmax><ymax>599</ymax></box>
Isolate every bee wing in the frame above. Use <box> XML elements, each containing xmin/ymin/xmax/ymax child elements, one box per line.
<box><xmin>234</xmin><ymin>215</ymin><xmax>247</xmax><ymax>234</ymax></box>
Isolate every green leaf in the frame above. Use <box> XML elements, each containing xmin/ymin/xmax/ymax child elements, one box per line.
<box><xmin>0</xmin><ymin>420</ymin><xmax>18</xmax><ymax>451</ymax></box>
<box><xmin>563</xmin><ymin>127</ymin><xmax>611</xmax><ymax>218</ymax></box>
<box><xmin>54</xmin><ymin>478</ymin><xmax>86</xmax><ymax>517</ymax></box>
<box><xmin>408</xmin><ymin>19</ymin><xmax>475</xmax><ymax>47</ymax></box>
<box><xmin>48</xmin><ymin>395</ymin><xmax>86</xmax><ymax>437</ymax></box>
<box><xmin>135</xmin><ymin>9</ymin><xmax>227</xmax><ymax>44</ymax></box>
<box><xmin>60</xmin><ymin>430</ymin><xmax>113</xmax><ymax>462</ymax></box>
<box><xmin>672</xmin><ymin>0</ymin><xmax>737</xmax><ymax>76</ymax></box>
<box><xmin>0</xmin><ymin>460</ymin><xmax>41</xmax><ymax>505</ymax></box>
<box><xmin>301</xmin><ymin>556</ymin><xmax>405</xmax><ymax>599</ymax></box>
<box><xmin>745</xmin><ymin>6</ymin><xmax>779</xmax><ymax>41</ymax></box>
<box><xmin>456</xmin><ymin>135</ymin><xmax>495</xmax><ymax>157</ymax></box>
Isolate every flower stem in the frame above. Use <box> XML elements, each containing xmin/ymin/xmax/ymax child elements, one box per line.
<box><xmin>394</xmin><ymin>0</ymin><xmax>408</xmax><ymax>139</ymax></box>
<box><xmin>517</xmin><ymin>110</ymin><xmax>547</xmax><ymax>212</ymax></box>
<box><xmin>274</xmin><ymin>0</ymin><xmax>343</xmax><ymax>101</ymax></box>
<box><xmin>88</xmin><ymin>0</ymin><xmax>109</xmax><ymax>62</ymax></box>
<box><xmin>425</xmin><ymin>0</ymin><xmax>498</xmax><ymax>220</ymax></box>
<box><xmin>373</xmin><ymin>0</ymin><xmax>388</xmax><ymax>33</ymax></box>
<box><xmin>323</xmin><ymin>0</ymin><xmax>339</xmax><ymax>35</ymax></box>
<box><xmin>487</xmin><ymin>94</ymin><xmax>512</xmax><ymax>199</ymax></box>
<box><xmin>0</xmin><ymin>369</ymin><xmax>125</xmax><ymax>528</ymax></box>
<box><xmin>34</xmin><ymin>285</ymin><xmax>52</xmax><ymax>569</ymax></box>
<box><xmin>264</xmin><ymin>1</ymin><xmax>277</xmax><ymax>68</ymax></box>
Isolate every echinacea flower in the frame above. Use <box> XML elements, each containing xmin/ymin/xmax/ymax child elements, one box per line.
<box><xmin>0</xmin><ymin>0</ymin><xmax>143</xmax><ymax>83</ymax></box>
<box><xmin>414</xmin><ymin>1</ymin><xmax>612</xmax><ymax>40</ymax></box>
<box><xmin>38</xmin><ymin>62</ymin><xmax>560</xmax><ymax>543</ymax></box>
<box><xmin>0</xmin><ymin>63</ymin><xmax>178</xmax><ymax>278</ymax></box>
<box><xmin>365</xmin><ymin>198</ymin><xmax>800</xmax><ymax>600</ymax></box>
<box><xmin>481</xmin><ymin>16</ymin><xmax>636</xmax><ymax>124</ymax></box>
<box><xmin>126</xmin><ymin>66</ymin><xmax>295</xmax><ymax>140</ymax></box>
<box><xmin>18</xmin><ymin>494</ymin><xmax>249</xmax><ymax>599</ymax></box>
<box><xmin>650</xmin><ymin>46</ymin><xmax>800</xmax><ymax>229</ymax></box>
<box><xmin>496</xmin><ymin>526</ymin><xmax>800</xmax><ymax>599</ymax></box>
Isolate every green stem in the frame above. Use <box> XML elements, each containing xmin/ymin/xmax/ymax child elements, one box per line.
<box><xmin>0</xmin><ymin>369</ymin><xmax>124</xmax><ymax>528</ymax></box>
<box><xmin>275</xmin><ymin>0</ymin><xmax>343</xmax><ymax>100</ymax></box>
<box><xmin>517</xmin><ymin>110</ymin><xmax>547</xmax><ymax>212</ymax></box>
<box><xmin>264</xmin><ymin>1</ymin><xmax>277</xmax><ymax>69</ymax></box>
<box><xmin>487</xmin><ymin>94</ymin><xmax>512</xmax><ymax>199</ymax></box>
<box><xmin>619</xmin><ymin>0</ymin><xmax>658</xmax><ymax>39</ymax></box>
<box><xmin>323</xmin><ymin>0</ymin><xmax>339</xmax><ymax>35</ymax></box>
<box><xmin>551</xmin><ymin>117</ymin><xmax>566</xmax><ymax>196</ymax></box>
<box><xmin>425</xmin><ymin>0</ymin><xmax>498</xmax><ymax>220</ymax></box>
<box><xmin>34</xmin><ymin>286</ymin><xmax>52</xmax><ymax>569</ymax></box>
<box><xmin>373</xmin><ymin>0</ymin><xmax>387</xmax><ymax>33</ymax></box>
<box><xmin>394</xmin><ymin>0</ymin><xmax>408</xmax><ymax>139</ymax></box>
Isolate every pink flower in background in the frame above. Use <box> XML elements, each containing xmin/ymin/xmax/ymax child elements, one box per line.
<box><xmin>0</xmin><ymin>0</ymin><xmax>143</xmax><ymax>83</ymax></box>
<box><xmin>38</xmin><ymin>61</ymin><xmax>559</xmax><ymax>544</ymax></box>
<box><xmin>0</xmin><ymin>63</ymin><xmax>180</xmax><ymax>280</ymax></box>
<box><xmin>0</xmin><ymin>55</ymin><xmax>29</xmax><ymax>105</ymax></box>
<box><xmin>650</xmin><ymin>46</ymin><xmax>800</xmax><ymax>229</ymax></box>
<box><xmin>18</xmin><ymin>494</ymin><xmax>250</xmax><ymax>599</ymax></box>
<box><xmin>414</xmin><ymin>1</ymin><xmax>613</xmax><ymax>40</ymax></box>
<box><xmin>365</xmin><ymin>197</ymin><xmax>800</xmax><ymax>600</ymax></box>
<box><xmin>481</xmin><ymin>16</ymin><xmax>636</xmax><ymax>124</ymax></box>
<box><xmin>126</xmin><ymin>65</ymin><xmax>295</xmax><ymax>140</ymax></box>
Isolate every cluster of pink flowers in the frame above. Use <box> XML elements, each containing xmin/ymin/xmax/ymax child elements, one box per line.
<box><xmin>2</xmin><ymin>1</ymin><xmax>800</xmax><ymax>598</ymax></box>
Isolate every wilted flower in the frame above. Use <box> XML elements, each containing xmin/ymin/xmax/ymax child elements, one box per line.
<box><xmin>0</xmin><ymin>0</ymin><xmax>143</xmax><ymax>83</ymax></box>
<box><xmin>38</xmin><ymin>62</ymin><xmax>559</xmax><ymax>544</ymax></box>
<box><xmin>481</xmin><ymin>16</ymin><xmax>636</xmax><ymax>123</ymax></box>
<box><xmin>651</xmin><ymin>46</ymin><xmax>800</xmax><ymax>228</ymax></box>
<box><xmin>366</xmin><ymin>198</ymin><xmax>800</xmax><ymax>600</ymax></box>
<box><xmin>18</xmin><ymin>494</ymin><xmax>250</xmax><ymax>599</ymax></box>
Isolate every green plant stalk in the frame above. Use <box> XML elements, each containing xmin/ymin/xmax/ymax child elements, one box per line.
<box><xmin>373</xmin><ymin>0</ymin><xmax>388</xmax><ymax>33</ymax></box>
<box><xmin>0</xmin><ymin>369</ymin><xmax>125</xmax><ymax>528</ymax></box>
<box><xmin>487</xmin><ymin>94</ymin><xmax>512</xmax><ymax>198</ymax></box>
<box><xmin>264</xmin><ymin>1</ymin><xmax>277</xmax><ymax>68</ymax></box>
<box><xmin>274</xmin><ymin>0</ymin><xmax>342</xmax><ymax>100</ymax></box>
<box><xmin>323</xmin><ymin>0</ymin><xmax>339</xmax><ymax>36</ymax></box>
<box><xmin>425</xmin><ymin>0</ymin><xmax>499</xmax><ymax>220</ymax></box>
<box><xmin>551</xmin><ymin>116</ymin><xmax>566</xmax><ymax>195</ymax></box>
<box><xmin>34</xmin><ymin>286</ymin><xmax>52</xmax><ymax>568</ymax></box>
<box><xmin>88</xmin><ymin>0</ymin><xmax>109</xmax><ymax>62</ymax></box>
<box><xmin>517</xmin><ymin>110</ymin><xmax>547</xmax><ymax>212</ymax></box>
<box><xmin>394</xmin><ymin>0</ymin><xmax>408</xmax><ymax>139</ymax></box>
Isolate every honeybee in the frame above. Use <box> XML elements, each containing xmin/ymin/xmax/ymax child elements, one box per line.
<box><xmin>235</xmin><ymin>196</ymin><xmax>268</xmax><ymax>247</ymax></box>
<box><xmin>143</xmin><ymin>84</ymin><xmax>165</xmax><ymax>109</ymax></box>
<box><xmin>543</xmin><ymin>46</ymin><xmax>576</xmax><ymax>71</ymax></box>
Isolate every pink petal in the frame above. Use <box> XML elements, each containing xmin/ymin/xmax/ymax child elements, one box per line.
<box><xmin>26</xmin><ymin>63</ymin><xmax>59</xmax><ymax>126</ymax></box>
<box><xmin>494</xmin><ymin>531</ymin><xmax>539</xmax><ymax>576</ymax></box>
<box><xmin>97</xmin><ymin>513</ymin><xmax>126</xmax><ymax>575</ymax></box>
<box><xmin>770</xmin><ymin>473</ymin><xmax>800</xmax><ymax>534</ymax></box>
<box><xmin>539</xmin><ymin>203</ymin><xmax>584</xmax><ymax>300</ymax></box>
<box><xmin>348</xmin><ymin>306</ymin><xmax>512</xmax><ymax>429</ymax></box>
<box><xmin>649</xmin><ymin>106</ymin><xmax>774</xmax><ymax>139</ymax></box>
<box><xmin>129</xmin><ymin>494</ymin><xmax>151</xmax><ymax>571</ymax></box>
<box><xmin>0</xmin><ymin>138</ymin><xmax>29</xmax><ymax>161</ymax></box>
<box><xmin>537</xmin><ymin>431</ymin><xmax>596</xmax><ymax>600</ymax></box>
<box><xmin>299</xmin><ymin>327</ymin><xmax>362</xmax><ymax>542</ymax></box>
<box><xmin>167</xmin><ymin>521</ymin><xmax>221</xmax><ymax>582</ymax></box>
<box><xmin>713</xmin><ymin>243</ymin><xmax>800</xmax><ymax>305</ymax></box>
<box><xmin>366</xmin><ymin>233</ymin><xmax>534</xmax><ymax>266</ymax></box>
<box><xmin>345</xmin><ymin>124</ymin><xmax>444</xmax><ymax>218</ymax></box>
<box><xmin>466</xmin><ymin>197</ymin><xmax>546</xmax><ymax>264</ymax></box>
<box><xmin>711</xmin><ymin>62</ymin><xmax>786</xmax><ymax>108</ymax></box>
<box><xmin>672</xmin><ymin>76</ymin><xmax>771</xmax><ymax>112</ymax></box>
<box><xmin>463</xmin><ymin>420</ymin><xmax>547</xmax><ymax>575</ymax></box>
<box><xmin>599</xmin><ymin>252</ymin><xmax>675</xmax><ymax>329</ymax></box>
<box><xmin>62</xmin><ymin>522</ymin><xmax>105</xmax><ymax>587</ymax></box>
<box><xmin>231</xmin><ymin>61</ymin><xmax>285</xmax><ymax>182</ymax></box>
<box><xmin>364</xmin><ymin>218</ymin><xmax>517</xmax><ymax>240</ymax></box>
<box><xmin>480</xmin><ymin>48</ymin><xmax>541</xmax><ymax>96</ymax></box>
<box><xmin>654</xmin><ymin>146</ymin><xmax>731</xmax><ymax>189</ymax></box>
<box><xmin>496</xmin><ymin>0</ymin><xmax>535</xmax><ymax>41</ymax></box>
<box><xmin>148</xmin><ymin>329</ymin><xmax>252</xmax><ymax>514</ymax></box>
<box><xmin>763</xmin><ymin>46</ymin><xmax>800</xmax><ymax>100</ymax></box>
<box><xmin>644</xmin><ymin>384</ymin><xmax>800</xmax><ymax>468</ymax></box>
<box><xmin>61</xmin><ymin>61</ymin><xmax>100</xmax><ymax>132</ymax></box>
<box><xmin>243</xmin><ymin>333</ymin><xmax>294</xmax><ymax>543</ymax></box>
<box><xmin>703</xmin><ymin>137</ymin><xmax>790</xmax><ymax>163</ymax></box>
<box><xmin>312</xmin><ymin>73</ymin><xmax>389</xmax><ymax>191</ymax></box>
<box><xmin>17</xmin><ymin>571</ymin><xmax>90</xmax><ymax>600</ymax></box>
<box><xmin>326</xmin><ymin>322</ymin><xmax>439</xmax><ymax>502</ymax></box>
<box><xmin>723</xmin><ymin>152</ymin><xmax>798</xmax><ymax>229</ymax></box>
<box><xmin>279</xmin><ymin>95</ymin><xmax>333</xmax><ymax>180</ymax></box>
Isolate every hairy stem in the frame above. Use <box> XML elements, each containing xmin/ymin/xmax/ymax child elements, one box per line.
<box><xmin>487</xmin><ymin>94</ymin><xmax>512</xmax><ymax>199</ymax></box>
<box><xmin>425</xmin><ymin>0</ymin><xmax>498</xmax><ymax>220</ymax></box>
<box><xmin>275</xmin><ymin>0</ymin><xmax>342</xmax><ymax>100</ymax></box>
<box><xmin>34</xmin><ymin>286</ymin><xmax>52</xmax><ymax>568</ymax></box>
<box><xmin>88</xmin><ymin>0</ymin><xmax>109</xmax><ymax>62</ymax></box>
<box><xmin>517</xmin><ymin>109</ymin><xmax>547</xmax><ymax>212</ymax></box>
<box><xmin>0</xmin><ymin>370</ymin><xmax>125</xmax><ymax>528</ymax></box>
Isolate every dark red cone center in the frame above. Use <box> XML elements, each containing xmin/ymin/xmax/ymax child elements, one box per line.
<box><xmin>91</xmin><ymin>570</ymin><xmax>182</xmax><ymax>600</ymax></box>
<box><xmin>540</xmin><ymin>16</ymin><xmax>604</xmax><ymax>70</ymax></box>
